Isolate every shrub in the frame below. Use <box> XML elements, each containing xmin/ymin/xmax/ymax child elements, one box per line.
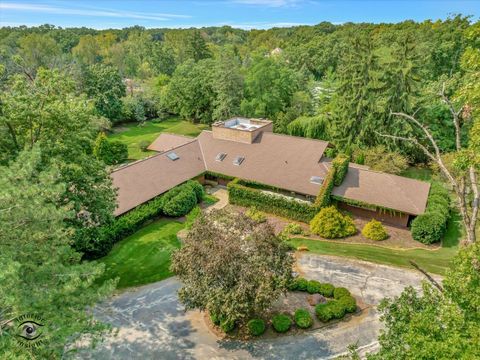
<box><xmin>247</xmin><ymin>319</ymin><xmax>266</xmax><ymax>336</ymax></box>
<box><xmin>139</xmin><ymin>140</ymin><xmax>150</xmax><ymax>152</ymax></box>
<box><xmin>228</xmin><ymin>178</ymin><xmax>317</xmax><ymax>222</ymax></box>
<box><xmin>411</xmin><ymin>182</ymin><xmax>450</xmax><ymax>244</ymax></box>
<box><xmin>333</xmin><ymin>287</ymin><xmax>351</xmax><ymax>300</ymax></box>
<box><xmin>220</xmin><ymin>319</ymin><xmax>235</xmax><ymax>333</ymax></box>
<box><xmin>93</xmin><ymin>133</ymin><xmax>128</xmax><ymax>165</ymax></box>
<box><xmin>318</xmin><ymin>283</ymin><xmax>335</xmax><ymax>297</ymax></box>
<box><xmin>310</xmin><ymin>206</ymin><xmax>357</xmax><ymax>238</ymax></box>
<box><xmin>307</xmin><ymin>280</ymin><xmax>322</xmax><ymax>294</ymax></box>
<box><xmin>338</xmin><ymin>295</ymin><xmax>357</xmax><ymax>313</ymax></box>
<box><xmin>315</xmin><ymin>300</ymin><xmax>347</xmax><ymax>322</ymax></box>
<box><xmin>288</xmin><ymin>277</ymin><xmax>308</xmax><ymax>291</ymax></box>
<box><xmin>210</xmin><ymin>312</ymin><xmax>221</xmax><ymax>326</ymax></box>
<box><xmin>185</xmin><ymin>180</ymin><xmax>205</xmax><ymax>202</ymax></box>
<box><xmin>163</xmin><ymin>189</ymin><xmax>197</xmax><ymax>217</ymax></box>
<box><xmin>314</xmin><ymin>167</ymin><xmax>336</xmax><ymax>207</ymax></box>
<box><xmin>272</xmin><ymin>314</ymin><xmax>292</xmax><ymax>333</ymax></box>
<box><xmin>332</xmin><ymin>154</ymin><xmax>350</xmax><ymax>186</ymax></box>
<box><xmin>245</xmin><ymin>206</ymin><xmax>267</xmax><ymax>223</ymax></box>
<box><xmin>362</xmin><ymin>219</ymin><xmax>388</xmax><ymax>241</ymax></box>
<box><xmin>294</xmin><ymin>309</ymin><xmax>313</xmax><ymax>329</ymax></box>
<box><xmin>283</xmin><ymin>223</ymin><xmax>303</xmax><ymax>235</ymax></box>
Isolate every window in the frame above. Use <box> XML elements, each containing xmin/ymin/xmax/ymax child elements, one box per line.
<box><xmin>310</xmin><ymin>176</ymin><xmax>323</xmax><ymax>185</ymax></box>
<box><xmin>215</xmin><ymin>152</ymin><xmax>227</xmax><ymax>162</ymax></box>
<box><xmin>233</xmin><ymin>156</ymin><xmax>245</xmax><ymax>166</ymax></box>
<box><xmin>166</xmin><ymin>152</ymin><xmax>179</xmax><ymax>161</ymax></box>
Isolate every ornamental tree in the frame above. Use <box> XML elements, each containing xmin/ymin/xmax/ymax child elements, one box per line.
<box><xmin>171</xmin><ymin>209</ymin><xmax>294</xmax><ymax>328</ymax></box>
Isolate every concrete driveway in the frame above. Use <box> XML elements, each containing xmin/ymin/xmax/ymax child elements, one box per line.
<box><xmin>77</xmin><ymin>254</ymin><xmax>435</xmax><ymax>359</ymax></box>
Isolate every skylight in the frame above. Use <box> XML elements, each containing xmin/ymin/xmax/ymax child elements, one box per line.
<box><xmin>310</xmin><ymin>176</ymin><xmax>323</xmax><ymax>185</ymax></box>
<box><xmin>216</xmin><ymin>152</ymin><xmax>227</xmax><ymax>162</ymax></box>
<box><xmin>166</xmin><ymin>152</ymin><xmax>179</xmax><ymax>161</ymax></box>
<box><xmin>233</xmin><ymin>156</ymin><xmax>245</xmax><ymax>166</ymax></box>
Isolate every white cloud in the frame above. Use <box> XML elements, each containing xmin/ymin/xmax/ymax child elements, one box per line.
<box><xmin>0</xmin><ymin>2</ymin><xmax>191</xmax><ymax>21</ymax></box>
<box><xmin>233</xmin><ymin>0</ymin><xmax>302</xmax><ymax>7</ymax></box>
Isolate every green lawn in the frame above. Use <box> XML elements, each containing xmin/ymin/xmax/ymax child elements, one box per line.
<box><xmin>108</xmin><ymin>117</ymin><xmax>209</xmax><ymax>160</ymax></box>
<box><xmin>97</xmin><ymin>218</ymin><xmax>184</xmax><ymax>289</ymax></box>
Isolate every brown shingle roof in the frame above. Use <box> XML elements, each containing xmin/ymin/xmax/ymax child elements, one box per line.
<box><xmin>147</xmin><ymin>133</ymin><xmax>196</xmax><ymax>152</ymax></box>
<box><xmin>112</xmin><ymin>140</ymin><xmax>206</xmax><ymax>215</ymax></box>
<box><xmin>197</xmin><ymin>130</ymin><xmax>330</xmax><ymax>196</ymax></box>
<box><xmin>331</xmin><ymin>167</ymin><xmax>430</xmax><ymax>215</ymax></box>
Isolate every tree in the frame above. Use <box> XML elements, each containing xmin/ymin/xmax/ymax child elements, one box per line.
<box><xmin>241</xmin><ymin>57</ymin><xmax>300</xmax><ymax>120</ymax></box>
<box><xmin>369</xmin><ymin>243</ymin><xmax>480</xmax><ymax>359</ymax></box>
<box><xmin>72</xmin><ymin>34</ymin><xmax>101</xmax><ymax>65</ymax></box>
<box><xmin>353</xmin><ymin>145</ymin><xmax>409</xmax><ymax>175</ymax></box>
<box><xmin>82</xmin><ymin>63</ymin><xmax>126</xmax><ymax>122</ymax></box>
<box><xmin>93</xmin><ymin>133</ymin><xmax>128</xmax><ymax>165</ymax></box>
<box><xmin>171</xmin><ymin>209</ymin><xmax>294</xmax><ymax>328</ymax></box>
<box><xmin>0</xmin><ymin>148</ymin><xmax>114</xmax><ymax>358</ymax></box>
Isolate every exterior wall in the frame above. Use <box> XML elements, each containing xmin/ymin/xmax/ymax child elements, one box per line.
<box><xmin>212</xmin><ymin>120</ymin><xmax>273</xmax><ymax>144</ymax></box>
<box><xmin>338</xmin><ymin>202</ymin><xmax>409</xmax><ymax>228</ymax></box>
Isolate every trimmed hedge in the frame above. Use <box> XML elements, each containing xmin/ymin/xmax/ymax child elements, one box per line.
<box><xmin>362</xmin><ymin>219</ymin><xmax>388</xmax><ymax>241</ymax></box>
<box><xmin>411</xmin><ymin>182</ymin><xmax>450</xmax><ymax>244</ymax></box>
<box><xmin>294</xmin><ymin>309</ymin><xmax>313</xmax><ymax>329</ymax></box>
<box><xmin>332</xmin><ymin>153</ymin><xmax>350</xmax><ymax>186</ymax></box>
<box><xmin>310</xmin><ymin>206</ymin><xmax>357</xmax><ymax>238</ymax></box>
<box><xmin>247</xmin><ymin>319</ymin><xmax>266</xmax><ymax>336</ymax></box>
<box><xmin>315</xmin><ymin>300</ymin><xmax>346</xmax><ymax>322</ymax></box>
<box><xmin>228</xmin><ymin>178</ymin><xmax>318</xmax><ymax>222</ymax></box>
<box><xmin>272</xmin><ymin>314</ymin><xmax>292</xmax><ymax>333</ymax></box>
<box><xmin>162</xmin><ymin>180</ymin><xmax>204</xmax><ymax>217</ymax></box>
<box><xmin>314</xmin><ymin>167</ymin><xmax>336</xmax><ymax>208</ymax></box>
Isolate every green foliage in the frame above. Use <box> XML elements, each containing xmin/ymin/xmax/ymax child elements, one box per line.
<box><xmin>318</xmin><ymin>283</ymin><xmax>335</xmax><ymax>297</ymax></box>
<box><xmin>287</xmin><ymin>115</ymin><xmax>328</xmax><ymax>140</ymax></box>
<box><xmin>362</xmin><ymin>219</ymin><xmax>388</xmax><ymax>241</ymax></box>
<box><xmin>314</xmin><ymin>167</ymin><xmax>336</xmax><ymax>207</ymax></box>
<box><xmin>294</xmin><ymin>308</ymin><xmax>313</xmax><ymax>329</ymax></box>
<box><xmin>220</xmin><ymin>319</ymin><xmax>235</xmax><ymax>333</ymax></box>
<box><xmin>139</xmin><ymin>140</ymin><xmax>150</xmax><ymax>152</ymax></box>
<box><xmin>411</xmin><ymin>182</ymin><xmax>450</xmax><ymax>244</ymax></box>
<box><xmin>122</xmin><ymin>95</ymin><xmax>147</xmax><ymax>123</ymax></box>
<box><xmin>228</xmin><ymin>178</ymin><xmax>318</xmax><ymax>223</ymax></box>
<box><xmin>338</xmin><ymin>295</ymin><xmax>357</xmax><ymax>313</ymax></box>
<box><xmin>353</xmin><ymin>146</ymin><xmax>409</xmax><ymax>175</ymax></box>
<box><xmin>315</xmin><ymin>300</ymin><xmax>349</xmax><ymax>322</ymax></box>
<box><xmin>171</xmin><ymin>209</ymin><xmax>294</xmax><ymax>328</ymax></box>
<box><xmin>289</xmin><ymin>277</ymin><xmax>309</xmax><ymax>291</ymax></box>
<box><xmin>93</xmin><ymin>133</ymin><xmax>128</xmax><ymax>165</ymax></box>
<box><xmin>333</xmin><ymin>287</ymin><xmax>351</xmax><ymax>300</ymax></box>
<box><xmin>332</xmin><ymin>153</ymin><xmax>350</xmax><ymax>186</ymax></box>
<box><xmin>272</xmin><ymin>314</ymin><xmax>292</xmax><ymax>333</ymax></box>
<box><xmin>245</xmin><ymin>206</ymin><xmax>267</xmax><ymax>223</ymax></box>
<box><xmin>283</xmin><ymin>223</ymin><xmax>303</xmax><ymax>235</ymax></box>
<box><xmin>310</xmin><ymin>206</ymin><xmax>357</xmax><ymax>239</ymax></box>
<box><xmin>307</xmin><ymin>280</ymin><xmax>322</xmax><ymax>294</ymax></box>
<box><xmin>162</xmin><ymin>180</ymin><xmax>204</xmax><ymax>217</ymax></box>
<box><xmin>247</xmin><ymin>319</ymin><xmax>266</xmax><ymax>336</ymax></box>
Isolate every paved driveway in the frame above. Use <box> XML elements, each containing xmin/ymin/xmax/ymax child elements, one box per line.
<box><xmin>77</xmin><ymin>254</ymin><xmax>436</xmax><ymax>359</ymax></box>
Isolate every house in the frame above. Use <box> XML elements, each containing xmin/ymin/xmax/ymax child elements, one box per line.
<box><xmin>111</xmin><ymin>117</ymin><xmax>431</xmax><ymax>227</ymax></box>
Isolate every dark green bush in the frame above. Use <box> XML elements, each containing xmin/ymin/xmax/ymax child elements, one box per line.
<box><xmin>296</xmin><ymin>277</ymin><xmax>309</xmax><ymax>291</ymax></box>
<box><xmin>247</xmin><ymin>319</ymin><xmax>266</xmax><ymax>336</ymax></box>
<box><xmin>272</xmin><ymin>314</ymin><xmax>292</xmax><ymax>333</ymax></box>
<box><xmin>93</xmin><ymin>133</ymin><xmax>128</xmax><ymax>165</ymax></box>
<box><xmin>163</xmin><ymin>189</ymin><xmax>197</xmax><ymax>217</ymax></box>
<box><xmin>185</xmin><ymin>180</ymin><xmax>205</xmax><ymax>202</ymax></box>
<box><xmin>333</xmin><ymin>287</ymin><xmax>351</xmax><ymax>300</ymax></box>
<box><xmin>329</xmin><ymin>300</ymin><xmax>346</xmax><ymax>318</ymax></box>
<box><xmin>210</xmin><ymin>312</ymin><xmax>221</xmax><ymax>326</ymax></box>
<box><xmin>411</xmin><ymin>182</ymin><xmax>450</xmax><ymax>244</ymax></box>
<box><xmin>307</xmin><ymin>280</ymin><xmax>322</xmax><ymax>294</ymax></box>
<box><xmin>228</xmin><ymin>178</ymin><xmax>318</xmax><ymax>222</ymax></box>
<box><xmin>315</xmin><ymin>301</ymin><xmax>335</xmax><ymax>322</ymax></box>
<box><xmin>318</xmin><ymin>283</ymin><xmax>335</xmax><ymax>297</ymax></box>
<box><xmin>294</xmin><ymin>309</ymin><xmax>313</xmax><ymax>329</ymax></box>
<box><xmin>338</xmin><ymin>295</ymin><xmax>357</xmax><ymax>313</ymax></box>
<box><xmin>310</xmin><ymin>206</ymin><xmax>357</xmax><ymax>238</ymax></box>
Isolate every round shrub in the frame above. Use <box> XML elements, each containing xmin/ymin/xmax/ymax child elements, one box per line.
<box><xmin>247</xmin><ymin>319</ymin><xmax>266</xmax><ymax>336</ymax></box>
<box><xmin>333</xmin><ymin>287</ymin><xmax>351</xmax><ymax>300</ymax></box>
<box><xmin>283</xmin><ymin>223</ymin><xmax>303</xmax><ymax>235</ymax></box>
<box><xmin>338</xmin><ymin>295</ymin><xmax>357</xmax><ymax>313</ymax></box>
<box><xmin>245</xmin><ymin>206</ymin><xmax>267</xmax><ymax>223</ymax></box>
<box><xmin>307</xmin><ymin>280</ymin><xmax>322</xmax><ymax>294</ymax></box>
<box><xmin>163</xmin><ymin>190</ymin><xmax>197</xmax><ymax>217</ymax></box>
<box><xmin>318</xmin><ymin>283</ymin><xmax>334</xmax><ymax>297</ymax></box>
<box><xmin>295</xmin><ymin>277</ymin><xmax>309</xmax><ymax>292</ymax></box>
<box><xmin>329</xmin><ymin>300</ymin><xmax>346</xmax><ymax>319</ymax></box>
<box><xmin>272</xmin><ymin>314</ymin><xmax>292</xmax><ymax>333</ymax></box>
<box><xmin>411</xmin><ymin>212</ymin><xmax>446</xmax><ymax>244</ymax></box>
<box><xmin>315</xmin><ymin>301</ymin><xmax>335</xmax><ymax>322</ymax></box>
<box><xmin>185</xmin><ymin>180</ymin><xmax>205</xmax><ymax>202</ymax></box>
<box><xmin>310</xmin><ymin>206</ymin><xmax>357</xmax><ymax>239</ymax></box>
<box><xmin>294</xmin><ymin>308</ymin><xmax>313</xmax><ymax>329</ymax></box>
<box><xmin>362</xmin><ymin>219</ymin><xmax>388</xmax><ymax>241</ymax></box>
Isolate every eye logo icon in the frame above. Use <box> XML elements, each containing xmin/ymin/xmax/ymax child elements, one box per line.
<box><xmin>14</xmin><ymin>314</ymin><xmax>46</xmax><ymax>349</ymax></box>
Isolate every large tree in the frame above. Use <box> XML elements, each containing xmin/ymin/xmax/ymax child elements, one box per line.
<box><xmin>0</xmin><ymin>148</ymin><xmax>114</xmax><ymax>358</ymax></box>
<box><xmin>171</xmin><ymin>209</ymin><xmax>294</xmax><ymax>329</ymax></box>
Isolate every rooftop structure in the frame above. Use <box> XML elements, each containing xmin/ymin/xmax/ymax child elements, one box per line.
<box><xmin>212</xmin><ymin>117</ymin><xmax>273</xmax><ymax>144</ymax></box>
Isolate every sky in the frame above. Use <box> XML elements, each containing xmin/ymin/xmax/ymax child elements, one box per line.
<box><xmin>0</xmin><ymin>0</ymin><xmax>479</xmax><ymax>30</ymax></box>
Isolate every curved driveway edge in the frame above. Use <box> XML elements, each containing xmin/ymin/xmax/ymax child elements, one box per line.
<box><xmin>76</xmin><ymin>254</ymin><xmax>438</xmax><ymax>359</ymax></box>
